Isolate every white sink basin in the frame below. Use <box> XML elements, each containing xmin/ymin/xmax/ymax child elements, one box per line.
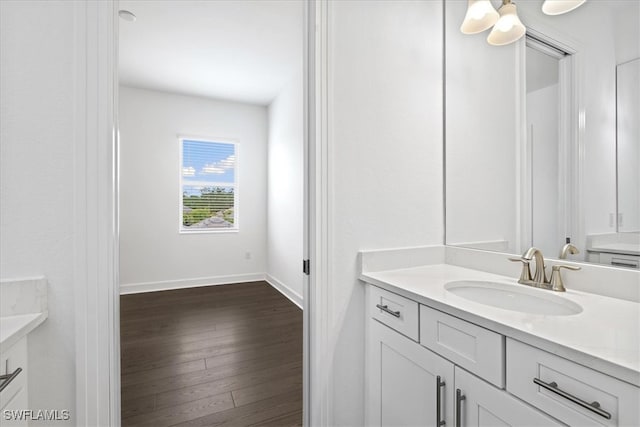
<box><xmin>445</xmin><ymin>280</ymin><xmax>583</xmax><ymax>316</ymax></box>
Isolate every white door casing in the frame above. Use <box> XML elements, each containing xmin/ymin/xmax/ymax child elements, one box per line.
<box><xmin>76</xmin><ymin>0</ymin><xmax>329</xmax><ymax>425</ymax></box>
<box><xmin>73</xmin><ymin>0</ymin><xmax>120</xmax><ymax>425</ymax></box>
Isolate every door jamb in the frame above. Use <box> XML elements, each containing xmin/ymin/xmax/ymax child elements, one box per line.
<box><xmin>76</xmin><ymin>0</ymin><xmax>330</xmax><ymax>425</ymax></box>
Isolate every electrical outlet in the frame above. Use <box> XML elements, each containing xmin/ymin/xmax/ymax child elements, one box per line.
<box><xmin>618</xmin><ymin>213</ymin><xmax>624</xmax><ymax>228</ymax></box>
<box><xmin>245</xmin><ymin>252</ymin><xmax>251</xmax><ymax>260</ymax></box>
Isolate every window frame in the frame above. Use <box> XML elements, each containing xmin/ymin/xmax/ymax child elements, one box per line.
<box><xmin>178</xmin><ymin>136</ymin><xmax>239</xmax><ymax>234</ymax></box>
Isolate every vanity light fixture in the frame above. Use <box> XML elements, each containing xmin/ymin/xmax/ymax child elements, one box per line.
<box><xmin>461</xmin><ymin>0</ymin><xmax>585</xmax><ymax>46</ymax></box>
<box><xmin>541</xmin><ymin>0</ymin><xmax>586</xmax><ymax>16</ymax></box>
<box><xmin>460</xmin><ymin>0</ymin><xmax>499</xmax><ymax>34</ymax></box>
<box><xmin>487</xmin><ymin>0</ymin><xmax>526</xmax><ymax>46</ymax></box>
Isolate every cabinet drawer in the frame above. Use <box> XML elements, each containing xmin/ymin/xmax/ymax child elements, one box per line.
<box><xmin>507</xmin><ymin>338</ymin><xmax>640</xmax><ymax>426</ymax></box>
<box><xmin>599</xmin><ymin>253</ymin><xmax>639</xmax><ymax>269</ymax></box>
<box><xmin>369</xmin><ymin>285</ymin><xmax>419</xmax><ymax>341</ymax></box>
<box><xmin>0</xmin><ymin>337</ymin><xmax>28</xmax><ymax>411</ymax></box>
<box><xmin>420</xmin><ymin>305</ymin><xmax>504</xmax><ymax>387</ymax></box>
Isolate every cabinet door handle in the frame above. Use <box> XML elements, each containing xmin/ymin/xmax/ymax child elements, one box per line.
<box><xmin>0</xmin><ymin>367</ymin><xmax>23</xmax><ymax>393</ymax></box>
<box><xmin>533</xmin><ymin>378</ymin><xmax>611</xmax><ymax>420</ymax></box>
<box><xmin>375</xmin><ymin>304</ymin><xmax>400</xmax><ymax>318</ymax></box>
<box><xmin>436</xmin><ymin>376</ymin><xmax>446</xmax><ymax>426</ymax></box>
<box><xmin>455</xmin><ymin>388</ymin><xmax>465</xmax><ymax>427</ymax></box>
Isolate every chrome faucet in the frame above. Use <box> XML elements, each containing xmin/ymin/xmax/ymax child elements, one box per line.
<box><xmin>559</xmin><ymin>243</ymin><xmax>579</xmax><ymax>259</ymax></box>
<box><xmin>509</xmin><ymin>247</ymin><xmax>581</xmax><ymax>292</ymax></box>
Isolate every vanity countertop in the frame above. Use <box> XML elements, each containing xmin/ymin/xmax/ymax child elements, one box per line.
<box><xmin>0</xmin><ymin>312</ymin><xmax>47</xmax><ymax>350</ymax></box>
<box><xmin>0</xmin><ymin>276</ymin><xmax>48</xmax><ymax>351</ymax></box>
<box><xmin>361</xmin><ymin>264</ymin><xmax>640</xmax><ymax>387</ymax></box>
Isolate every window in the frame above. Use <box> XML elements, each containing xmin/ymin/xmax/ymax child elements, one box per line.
<box><xmin>180</xmin><ymin>138</ymin><xmax>238</xmax><ymax>232</ymax></box>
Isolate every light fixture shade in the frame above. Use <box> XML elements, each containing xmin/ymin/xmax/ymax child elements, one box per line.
<box><xmin>542</xmin><ymin>0</ymin><xmax>586</xmax><ymax>16</ymax></box>
<box><xmin>460</xmin><ymin>0</ymin><xmax>499</xmax><ymax>34</ymax></box>
<box><xmin>487</xmin><ymin>2</ymin><xmax>526</xmax><ymax>46</ymax></box>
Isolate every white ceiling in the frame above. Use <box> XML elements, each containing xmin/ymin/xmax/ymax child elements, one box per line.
<box><xmin>118</xmin><ymin>0</ymin><xmax>303</xmax><ymax>106</ymax></box>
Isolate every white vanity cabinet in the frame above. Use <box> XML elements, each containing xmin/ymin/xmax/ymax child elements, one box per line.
<box><xmin>0</xmin><ymin>336</ymin><xmax>28</xmax><ymax>426</ymax></box>
<box><xmin>368</xmin><ymin>320</ymin><xmax>454</xmax><ymax>426</ymax></box>
<box><xmin>367</xmin><ymin>285</ymin><xmax>561</xmax><ymax>427</ymax></box>
<box><xmin>367</xmin><ymin>319</ymin><xmax>562</xmax><ymax>427</ymax></box>
<box><xmin>366</xmin><ymin>283</ymin><xmax>639</xmax><ymax>427</ymax></box>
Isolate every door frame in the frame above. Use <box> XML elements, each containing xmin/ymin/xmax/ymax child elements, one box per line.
<box><xmin>74</xmin><ymin>0</ymin><xmax>331</xmax><ymax>425</ymax></box>
<box><xmin>516</xmin><ymin>23</ymin><xmax>585</xmax><ymax>255</ymax></box>
<box><xmin>73</xmin><ymin>1</ymin><xmax>119</xmax><ymax>425</ymax></box>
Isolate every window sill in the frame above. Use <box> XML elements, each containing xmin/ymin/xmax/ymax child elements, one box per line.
<box><xmin>179</xmin><ymin>228</ymin><xmax>239</xmax><ymax>234</ymax></box>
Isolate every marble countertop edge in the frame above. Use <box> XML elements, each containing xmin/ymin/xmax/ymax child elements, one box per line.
<box><xmin>0</xmin><ymin>311</ymin><xmax>48</xmax><ymax>350</ymax></box>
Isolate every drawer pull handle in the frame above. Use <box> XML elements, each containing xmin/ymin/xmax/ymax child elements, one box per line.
<box><xmin>436</xmin><ymin>376</ymin><xmax>446</xmax><ymax>426</ymax></box>
<box><xmin>375</xmin><ymin>304</ymin><xmax>400</xmax><ymax>318</ymax></box>
<box><xmin>0</xmin><ymin>367</ymin><xmax>23</xmax><ymax>393</ymax></box>
<box><xmin>611</xmin><ymin>260</ymin><xmax>638</xmax><ymax>268</ymax></box>
<box><xmin>455</xmin><ymin>388</ymin><xmax>465</xmax><ymax>427</ymax></box>
<box><xmin>533</xmin><ymin>378</ymin><xmax>611</xmax><ymax>420</ymax></box>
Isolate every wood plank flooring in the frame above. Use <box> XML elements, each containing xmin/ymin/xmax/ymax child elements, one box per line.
<box><xmin>120</xmin><ymin>281</ymin><xmax>303</xmax><ymax>426</ymax></box>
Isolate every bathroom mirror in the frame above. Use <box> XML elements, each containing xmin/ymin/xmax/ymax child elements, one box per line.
<box><xmin>616</xmin><ymin>58</ymin><xmax>640</xmax><ymax>233</ymax></box>
<box><xmin>445</xmin><ymin>0</ymin><xmax>640</xmax><ymax>266</ymax></box>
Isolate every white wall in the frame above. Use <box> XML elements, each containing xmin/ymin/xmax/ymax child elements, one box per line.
<box><xmin>445</xmin><ymin>0</ymin><xmax>518</xmax><ymax>252</ymax></box>
<box><xmin>616</xmin><ymin>59</ymin><xmax>640</xmax><ymax>233</ymax></box>
<box><xmin>528</xmin><ymin>84</ymin><xmax>560</xmax><ymax>255</ymax></box>
<box><xmin>119</xmin><ymin>86</ymin><xmax>268</xmax><ymax>291</ymax></box>
<box><xmin>0</xmin><ymin>0</ymin><xmax>76</xmax><ymax>422</ymax></box>
<box><xmin>267</xmin><ymin>73</ymin><xmax>304</xmax><ymax>303</ymax></box>
<box><xmin>565</xmin><ymin>2</ymin><xmax>618</xmax><ymax>244</ymax></box>
<box><xmin>326</xmin><ymin>1</ymin><xmax>443</xmax><ymax>424</ymax></box>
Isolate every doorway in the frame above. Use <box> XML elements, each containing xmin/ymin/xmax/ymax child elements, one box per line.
<box><xmin>522</xmin><ymin>34</ymin><xmax>575</xmax><ymax>256</ymax></box>
<box><xmin>116</xmin><ymin>1</ymin><xmax>308</xmax><ymax>424</ymax></box>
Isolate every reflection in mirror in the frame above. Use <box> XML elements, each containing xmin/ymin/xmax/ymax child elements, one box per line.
<box><xmin>445</xmin><ymin>0</ymin><xmax>640</xmax><ymax>268</ymax></box>
<box><xmin>526</xmin><ymin>38</ymin><xmax>567</xmax><ymax>258</ymax></box>
<box><xmin>616</xmin><ymin>58</ymin><xmax>640</xmax><ymax>233</ymax></box>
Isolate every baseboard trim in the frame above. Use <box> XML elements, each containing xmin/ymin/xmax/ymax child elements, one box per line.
<box><xmin>119</xmin><ymin>273</ymin><xmax>266</xmax><ymax>295</ymax></box>
<box><xmin>265</xmin><ymin>274</ymin><xmax>303</xmax><ymax>309</ymax></box>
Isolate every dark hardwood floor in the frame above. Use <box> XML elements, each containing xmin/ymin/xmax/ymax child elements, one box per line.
<box><xmin>120</xmin><ymin>281</ymin><xmax>303</xmax><ymax>426</ymax></box>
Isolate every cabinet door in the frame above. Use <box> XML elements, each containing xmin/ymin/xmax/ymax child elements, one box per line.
<box><xmin>1</xmin><ymin>389</ymin><xmax>28</xmax><ymax>427</ymax></box>
<box><xmin>455</xmin><ymin>367</ymin><xmax>565</xmax><ymax>427</ymax></box>
<box><xmin>367</xmin><ymin>320</ymin><xmax>454</xmax><ymax>427</ymax></box>
<box><xmin>1</xmin><ymin>337</ymin><xmax>28</xmax><ymax>426</ymax></box>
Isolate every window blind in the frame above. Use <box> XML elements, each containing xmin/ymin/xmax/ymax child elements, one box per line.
<box><xmin>180</xmin><ymin>139</ymin><xmax>237</xmax><ymax>231</ymax></box>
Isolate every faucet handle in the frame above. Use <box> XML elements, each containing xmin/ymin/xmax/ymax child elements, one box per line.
<box><xmin>509</xmin><ymin>257</ymin><xmax>532</xmax><ymax>284</ymax></box>
<box><xmin>549</xmin><ymin>264</ymin><xmax>581</xmax><ymax>292</ymax></box>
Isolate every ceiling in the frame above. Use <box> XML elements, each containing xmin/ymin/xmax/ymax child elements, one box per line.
<box><xmin>118</xmin><ymin>0</ymin><xmax>303</xmax><ymax>106</ymax></box>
